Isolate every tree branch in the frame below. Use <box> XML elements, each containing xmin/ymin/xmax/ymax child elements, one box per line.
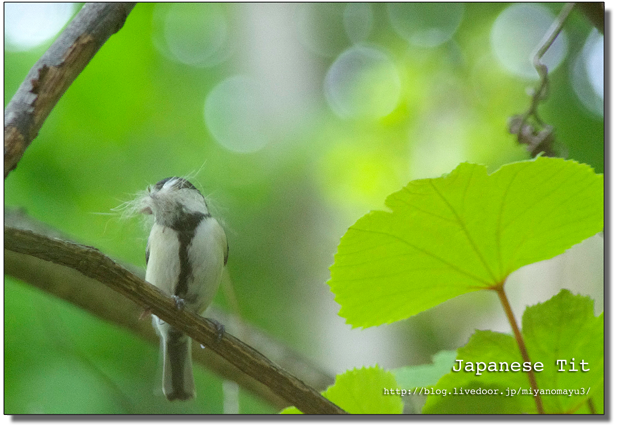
<box><xmin>4</xmin><ymin>225</ymin><xmax>345</xmax><ymax>414</ymax></box>
<box><xmin>4</xmin><ymin>3</ymin><xmax>136</xmax><ymax>178</ymax></box>
<box><xmin>3</xmin><ymin>209</ymin><xmax>335</xmax><ymax>405</ymax></box>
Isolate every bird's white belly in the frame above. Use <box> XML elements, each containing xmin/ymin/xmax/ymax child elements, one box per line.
<box><xmin>145</xmin><ymin>218</ymin><xmax>226</xmax><ymax>314</ymax></box>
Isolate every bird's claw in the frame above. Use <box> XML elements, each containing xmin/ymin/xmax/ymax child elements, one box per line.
<box><xmin>209</xmin><ymin>318</ymin><xmax>225</xmax><ymax>343</ymax></box>
<box><xmin>172</xmin><ymin>295</ymin><xmax>186</xmax><ymax>310</ymax></box>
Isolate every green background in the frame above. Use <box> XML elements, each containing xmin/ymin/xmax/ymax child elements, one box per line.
<box><xmin>4</xmin><ymin>3</ymin><xmax>603</xmax><ymax>413</ymax></box>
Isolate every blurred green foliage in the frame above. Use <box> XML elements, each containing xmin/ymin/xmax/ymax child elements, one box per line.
<box><xmin>4</xmin><ymin>3</ymin><xmax>603</xmax><ymax>414</ymax></box>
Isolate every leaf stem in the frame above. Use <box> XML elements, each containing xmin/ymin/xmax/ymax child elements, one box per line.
<box><xmin>494</xmin><ymin>282</ymin><xmax>545</xmax><ymax>414</ymax></box>
<box><xmin>587</xmin><ymin>397</ymin><xmax>596</xmax><ymax>414</ymax></box>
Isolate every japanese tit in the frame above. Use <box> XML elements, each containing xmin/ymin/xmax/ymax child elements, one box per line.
<box><xmin>140</xmin><ymin>177</ymin><xmax>228</xmax><ymax>401</ymax></box>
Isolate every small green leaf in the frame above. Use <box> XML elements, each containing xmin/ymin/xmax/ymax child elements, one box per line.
<box><xmin>323</xmin><ymin>366</ymin><xmax>403</xmax><ymax>414</ymax></box>
<box><xmin>422</xmin><ymin>331</ymin><xmax>530</xmax><ymax>414</ymax></box>
<box><xmin>521</xmin><ymin>290</ymin><xmax>604</xmax><ymax>414</ymax></box>
<box><xmin>280</xmin><ymin>406</ymin><xmax>303</xmax><ymax>414</ymax></box>
<box><xmin>392</xmin><ymin>350</ymin><xmax>458</xmax><ymax>388</ymax></box>
<box><xmin>329</xmin><ymin>157</ymin><xmax>603</xmax><ymax>328</ymax></box>
<box><xmin>423</xmin><ymin>290</ymin><xmax>603</xmax><ymax>414</ymax></box>
<box><xmin>281</xmin><ymin>366</ymin><xmax>403</xmax><ymax>414</ymax></box>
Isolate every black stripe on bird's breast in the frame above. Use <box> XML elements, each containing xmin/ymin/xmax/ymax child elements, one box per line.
<box><xmin>173</xmin><ymin>212</ymin><xmax>207</xmax><ymax>297</ymax></box>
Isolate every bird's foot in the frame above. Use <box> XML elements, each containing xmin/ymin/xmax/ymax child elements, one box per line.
<box><xmin>208</xmin><ymin>318</ymin><xmax>225</xmax><ymax>343</ymax></box>
<box><xmin>172</xmin><ymin>295</ymin><xmax>186</xmax><ymax>310</ymax></box>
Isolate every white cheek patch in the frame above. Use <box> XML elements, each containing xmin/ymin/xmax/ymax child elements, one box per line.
<box><xmin>166</xmin><ymin>189</ymin><xmax>209</xmax><ymax>216</ymax></box>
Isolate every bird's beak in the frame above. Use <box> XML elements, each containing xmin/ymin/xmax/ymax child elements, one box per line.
<box><xmin>140</xmin><ymin>195</ymin><xmax>154</xmax><ymax>214</ymax></box>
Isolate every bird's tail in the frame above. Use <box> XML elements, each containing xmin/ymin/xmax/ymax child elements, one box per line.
<box><xmin>162</xmin><ymin>327</ymin><xmax>195</xmax><ymax>401</ymax></box>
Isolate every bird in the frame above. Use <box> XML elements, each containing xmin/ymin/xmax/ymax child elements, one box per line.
<box><xmin>140</xmin><ymin>176</ymin><xmax>228</xmax><ymax>400</ymax></box>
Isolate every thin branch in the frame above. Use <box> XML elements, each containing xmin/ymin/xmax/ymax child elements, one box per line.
<box><xmin>4</xmin><ymin>226</ymin><xmax>346</xmax><ymax>414</ymax></box>
<box><xmin>4</xmin><ymin>3</ymin><xmax>136</xmax><ymax>178</ymax></box>
<box><xmin>532</xmin><ymin>3</ymin><xmax>575</xmax><ymax>81</ymax></box>
<box><xmin>493</xmin><ymin>283</ymin><xmax>544</xmax><ymax>414</ymax></box>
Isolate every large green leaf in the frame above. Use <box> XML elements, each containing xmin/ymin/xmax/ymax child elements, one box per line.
<box><xmin>423</xmin><ymin>290</ymin><xmax>603</xmax><ymax>414</ymax></box>
<box><xmin>329</xmin><ymin>157</ymin><xmax>603</xmax><ymax>328</ymax></box>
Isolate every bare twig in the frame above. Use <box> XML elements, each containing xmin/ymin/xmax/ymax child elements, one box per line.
<box><xmin>4</xmin><ymin>226</ymin><xmax>346</xmax><ymax>414</ymax></box>
<box><xmin>509</xmin><ymin>3</ymin><xmax>575</xmax><ymax>158</ymax></box>
<box><xmin>4</xmin><ymin>3</ymin><xmax>136</xmax><ymax>178</ymax></box>
<box><xmin>532</xmin><ymin>3</ymin><xmax>575</xmax><ymax>90</ymax></box>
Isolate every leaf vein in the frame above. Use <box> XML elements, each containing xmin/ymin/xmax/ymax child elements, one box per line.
<box><xmin>500</xmin><ymin>162</ymin><xmax>571</xmax><ymax>231</ymax></box>
<box><xmin>348</xmin><ymin>226</ymin><xmax>488</xmax><ymax>285</ymax></box>
<box><xmin>389</xmin><ymin>195</ymin><xmax>458</xmax><ymax>224</ymax></box>
<box><xmin>428</xmin><ymin>179</ymin><xmax>497</xmax><ymax>283</ymax></box>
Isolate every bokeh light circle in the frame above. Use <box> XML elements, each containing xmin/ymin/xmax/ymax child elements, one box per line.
<box><xmin>491</xmin><ymin>4</ymin><xmax>567</xmax><ymax>79</ymax></box>
<box><xmin>387</xmin><ymin>3</ymin><xmax>464</xmax><ymax>48</ymax></box>
<box><xmin>152</xmin><ymin>3</ymin><xmax>231</xmax><ymax>67</ymax></box>
<box><xmin>324</xmin><ymin>45</ymin><xmax>401</xmax><ymax>120</ymax></box>
<box><xmin>5</xmin><ymin>3</ymin><xmax>76</xmax><ymax>52</ymax></box>
<box><xmin>571</xmin><ymin>30</ymin><xmax>603</xmax><ymax>117</ymax></box>
<box><xmin>204</xmin><ymin>76</ymin><xmax>270</xmax><ymax>154</ymax></box>
<box><xmin>585</xmin><ymin>32</ymin><xmax>604</xmax><ymax>99</ymax></box>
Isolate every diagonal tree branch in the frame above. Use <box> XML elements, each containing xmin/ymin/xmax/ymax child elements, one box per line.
<box><xmin>4</xmin><ymin>209</ymin><xmax>335</xmax><ymax>410</ymax></box>
<box><xmin>4</xmin><ymin>212</ymin><xmax>334</xmax><ymax>409</ymax></box>
<box><xmin>4</xmin><ymin>3</ymin><xmax>136</xmax><ymax>178</ymax></box>
<box><xmin>4</xmin><ymin>225</ymin><xmax>346</xmax><ymax>414</ymax></box>
<box><xmin>5</xmin><ymin>249</ymin><xmax>332</xmax><ymax>411</ymax></box>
